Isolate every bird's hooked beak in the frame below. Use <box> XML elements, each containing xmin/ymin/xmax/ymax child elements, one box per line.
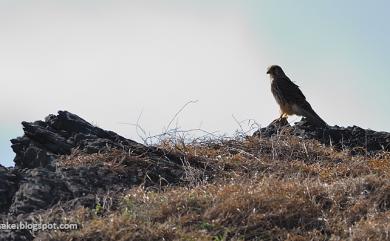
<box><xmin>266</xmin><ymin>69</ymin><xmax>271</xmax><ymax>74</ymax></box>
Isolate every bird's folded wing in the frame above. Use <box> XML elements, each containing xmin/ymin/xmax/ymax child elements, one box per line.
<box><xmin>274</xmin><ymin>77</ymin><xmax>307</xmax><ymax>104</ymax></box>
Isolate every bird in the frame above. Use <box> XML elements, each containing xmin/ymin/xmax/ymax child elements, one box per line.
<box><xmin>266</xmin><ymin>65</ymin><xmax>328</xmax><ymax>127</ymax></box>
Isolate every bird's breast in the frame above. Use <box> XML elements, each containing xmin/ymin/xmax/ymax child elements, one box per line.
<box><xmin>271</xmin><ymin>81</ymin><xmax>285</xmax><ymax>105</ymax></box>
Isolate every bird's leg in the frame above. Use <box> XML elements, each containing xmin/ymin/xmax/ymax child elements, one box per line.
<box><xmin>279</xmin><ymin>112</ymin><xmax>288</xmax><ymax>120</ymax></box>
<box><xmin>279</xmin><ymin>110</ymin><xmax>284</xmax><ymax>120</ymax></box>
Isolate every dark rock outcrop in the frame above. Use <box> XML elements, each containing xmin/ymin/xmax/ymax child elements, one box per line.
<box><xmin>1</xmin><ymin>111</ymin><xmax>211</xmax><ymax>241</ymax></box>
<box><xmin>0</xmin><ymin>166</ymin><xmax>18</xmax><ymax>214</ymax></box>
<box><xmin>10</xmin><ymin>111</ymin><xmax>145</xmax><ymax>169</ymax></box>
<box><xmin>8</xmin><ymin>168</ymin><xmax>73</xmax><ymax>215</ymax></box>
<box><xmin>254</xmin><ymin>117</ymin><xmax>390</xmax><ymax>153</ymax></box>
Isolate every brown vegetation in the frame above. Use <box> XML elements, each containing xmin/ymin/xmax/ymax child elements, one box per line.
<box><xmin>37</xmin><ymin>134</ymin><xmax>390</xmax><ymax>241</ymax></box>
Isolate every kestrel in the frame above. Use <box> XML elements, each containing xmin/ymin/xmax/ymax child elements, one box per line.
<box><xmin>266</xmin><ymin>65</ymin><xmax>327</xmax><ymax>127</ymax></box>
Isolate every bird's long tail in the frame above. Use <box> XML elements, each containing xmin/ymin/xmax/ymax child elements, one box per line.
<box><xmin>299</xmin><ymin>103</ymin><xmax>328</xmax><ymax>127</ymax></box>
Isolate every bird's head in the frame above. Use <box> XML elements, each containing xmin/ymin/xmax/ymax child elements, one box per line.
<box><xmin>266</xmin><ymin>65</ymin><xmax>286</xmax><ymax>78</ymax></box>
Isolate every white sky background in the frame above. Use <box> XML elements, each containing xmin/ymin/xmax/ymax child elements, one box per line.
<box><xmin>1</xmin><ymin>0</ymin><xmax>389</xmax><ymax>166</ymax></box>
<box><xmin>0</xmin><ymin>1</ymin><xmax>272</xmax><ymax>166</ymax></box>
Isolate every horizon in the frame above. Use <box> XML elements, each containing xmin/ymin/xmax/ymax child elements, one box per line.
<box><xmin>1</xmin><ymin>0</ymin><xmax>390</xmax><ymax>167</ymax></box>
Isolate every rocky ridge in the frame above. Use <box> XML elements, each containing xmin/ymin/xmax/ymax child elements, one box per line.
<box><xmin>254</xmin><ymin>117</ymin><xmax>390</xmax><ymax>153</ymax></box>
<box><xmin>0</xmin><ymin>111</ymin><xmax>211</xmax><ymax>241</ymax></box>
<box><xmin>1</xmin><ymin>111</ymin><xmax>389</xmax><ymax>240</ymax></box>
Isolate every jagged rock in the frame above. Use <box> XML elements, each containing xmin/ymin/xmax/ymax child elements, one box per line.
<box><xmin>254</xmin><ymin>118</ymin><xmax>390</xmax><ymax>153</ymax></box>
<box><xmin>0</xmin><ymin>229</ymin><xmax>32</xmax><ymax>241</ymax></box>
<box><xmin>7</xmin><ymin>163</ymin><xmax>134</xmax><ymax>215</ymax></box>
<box><xmin>10</xmin><ymin>111</ymin><xmax>145</xmax><ymax>169</ymax></box>
<box><xmin>257</xmin><ymin>117</ymin><xmax>290</xmax><ymax>137</ymax></box>
<box><xmin>0</xmin><ymin>111</ymin><xmax>215</xmax><ymax>241</ymax></box>
<box><xmin>0</xmin><ymin>165</ymin><xmax>19</xmax><ymax>213</ymax></box>
<box><xmin>8</xmin><ymin>168</ymin><xmax>73</xmax><ymax>215</ymax></box>
<box><xmin>4</xmin><ymin>111</ymin><xmax>211</xmax><ymax>214</ymax></box>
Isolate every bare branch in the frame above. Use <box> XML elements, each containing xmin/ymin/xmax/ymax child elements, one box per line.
<box><xmin>165</xmin><ymin>100</ymin><xmax>198</xmax><ymax>132</ymax></box>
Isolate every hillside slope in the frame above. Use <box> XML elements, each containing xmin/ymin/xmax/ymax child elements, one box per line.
<box><xmin>1</xmin><ymin>111</ymin><xmax>390</xmax><ymax>240</ymax></box>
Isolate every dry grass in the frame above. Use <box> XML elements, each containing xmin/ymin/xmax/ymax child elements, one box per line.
<box><xmin>37</xmin><ymin>133</ymin><xmax>390</xmax><ymax>241</ymax></box>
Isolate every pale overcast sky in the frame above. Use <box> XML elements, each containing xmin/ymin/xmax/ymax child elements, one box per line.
<box><xmin>1</xmin><ymin>0</ymin><xmax>390</xmax><ymax>166</ymax></box>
